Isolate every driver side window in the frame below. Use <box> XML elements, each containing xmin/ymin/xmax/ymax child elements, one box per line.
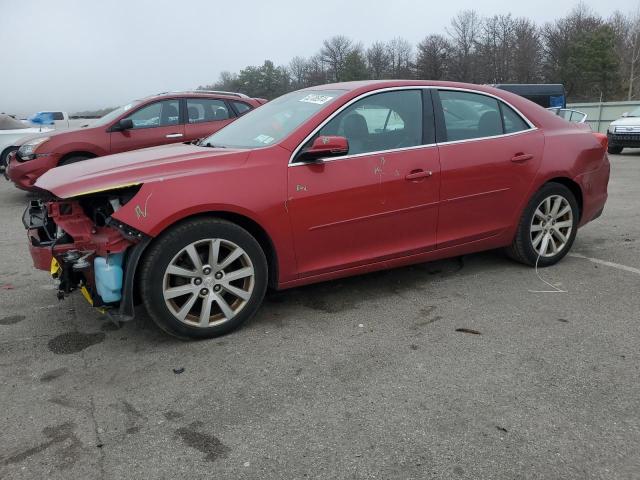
<box><xmin>125</xmin><ymin>100</ymin><xmax>180</xmax><ymax>129</ymax></box>
<box><xmin>313</xmin><ymin>90</ymin><xmax>423</xmax><ymax>156</ymax></box>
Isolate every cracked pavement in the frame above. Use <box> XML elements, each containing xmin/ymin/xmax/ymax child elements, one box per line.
<box><xmin>0</xmin><ymin>153</ymin><xmax>639</xmax><ymax>479</ymax></box>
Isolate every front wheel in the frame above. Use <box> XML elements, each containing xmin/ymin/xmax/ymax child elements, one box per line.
<box><xmin>607</xmin><ymin>146</ymin><xmax>622</xmax><ymax>155</ymax></box>
<box><xmin>506</xmin><ymin>183</ymin><xmax>579</xmax><ymax>267</ymax></box>
<box><xmin>0</xmin><ymin>147</ymin><xmax>18</xmax><ymax>174</ymax></box>
<box><xmin>139</xmin><ymin>218</ymin><xmax>268</xmax><ymax>339</ymax></box>
<box><xmin>59</xmin><ymin>155</ymin><xmax>91</xmax><ymax>167</ymax></box>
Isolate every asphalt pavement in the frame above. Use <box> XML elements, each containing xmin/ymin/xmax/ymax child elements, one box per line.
<box><xmin>0</xmin><ymin>153</ymin><xmax>639</xmax><ymax>479</ymax></box>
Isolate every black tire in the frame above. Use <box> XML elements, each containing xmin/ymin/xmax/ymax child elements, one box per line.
<box><xmin>607</xmin><ymin>146</ymin><xmax>623</xmax><ymax>155</ymax></box>
<box><xmin>139</xmin><ymin>218</ymin><xmax>268</xmax><ymax>339</ymax></box>
<box><xmin>59</xmin><ymin>155</ymin><xmax>91</xmax><ymax>166</ymax></box>
<box><xmin>506</xmin><ymin>182</ymin><xmax>579</xmax><ymax>267</ymax></box>
<box><xmin>0</xmin><ymin>146</ymin><xmax>17</xmax><ymax>173</ymax></box>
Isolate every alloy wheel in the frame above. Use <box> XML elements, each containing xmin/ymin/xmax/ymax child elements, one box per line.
<box><xmin>530</xmin><ymin>195</ymin><xmax>574</xmax><ymax>258</ymax></box>
<box><xmin>162</xmin><ymin>238</ymin><xmax>255</xmax><ymax>327</ymax></box>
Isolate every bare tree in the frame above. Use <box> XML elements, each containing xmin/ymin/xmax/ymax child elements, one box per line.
<box><xmin>447</xmin><ymin>10</ymin><xmax>482</xmax><ymax>82</ymax></box>
<box><xmin>366</xmin><ymin>41</ymin><xmax>391</xmax><ymax>79</ymax></box>
<box><xmin>386</xmin><ymin>37</ymin><xmax>414</xmax><ymax>78</ymax></box>
<box><xmin>416</xmin><ymin>34</ymin><xmax>450</xmax><ymax>80</ymax></box>
<box><xmin>320</xmin><ymin>35</ymin><xmax>355</xmax><ymax>82</ymax></box>
<box><xmin>477</xmin><ymin>14</ymin><xmax>516</xmax><ymax>83</ymax></box>
<box><xmin>512</xmin><ymin>18</ymin><xmax>543</xmax><ymax>83</ymax></box>
<box><xmin>610</xmin><ymin>9</ymin><xmax>640</xmax><ymax>99</ymax></box>
<box><xmin>306</xmin><ymin>54</ymin><xmax>330</xmax><ymax>87</ymax></box>
<box><xmin>288</xmin><ymin>56</ymin><xmax>309</xmax><ymax>89</ymax></box>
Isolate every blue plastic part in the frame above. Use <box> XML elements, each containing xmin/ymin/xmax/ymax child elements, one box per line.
<box><xmin>94</xmin><ymin>252</ymin><xmax>124</xmax><ymax>303</ymax></box>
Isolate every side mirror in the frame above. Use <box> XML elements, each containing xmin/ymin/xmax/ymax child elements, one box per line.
<box><xmin>622</xmin><ymin>112</ymin><xmax>629</xmax><ymax>118</ymax></box>
<box><xmin>113</xmin><ymin>118</ymin><xmax>134</xmax><ymax>131</ymax></box>
<box><xmin>297</xmin><ymin>136</ymin><xmax>349</xmax><ymax>163</ymax></box>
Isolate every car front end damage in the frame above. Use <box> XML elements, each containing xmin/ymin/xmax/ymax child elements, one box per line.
<box><xmin>22</xmin><ymin>186</ymin><xmax>150</xmax><ymax>321</ymax></box>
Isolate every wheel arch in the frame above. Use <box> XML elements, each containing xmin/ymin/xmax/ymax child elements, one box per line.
<box><xmin>544</xmin><ymin>177</ymin><xmax>583</xmax><ymax>221</ymax></box>
<box><xmin>59</xmin><ymin>151</ymin><xmax>97</xmax><ymax>165</ymax></box>
<box><xmin>1</xmin><ymin>145</ymin><xmax>18</xmax><ymax>157</ymax></box>
<box><xmin>130</xmin><ymin>211</ymin><xmax>279</xmax><ymax>309</ymax></box>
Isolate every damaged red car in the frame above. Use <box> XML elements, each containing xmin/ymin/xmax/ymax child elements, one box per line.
<box><xmin>24</xmin><ymin>80</ymin><xmax>610</xmax><ymax>339</ymax></box>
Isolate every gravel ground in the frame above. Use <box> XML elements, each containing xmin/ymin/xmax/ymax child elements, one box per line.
<box><xmin>0</xmin><ymin>152</ymin><xmax>638</xmax><ymax>479</ymax></box>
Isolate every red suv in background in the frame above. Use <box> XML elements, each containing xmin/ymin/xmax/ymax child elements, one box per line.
<box><xmin>6</xmin><ymin>91</ymin><xmax>266</xmax><ymax>190</ymax></box>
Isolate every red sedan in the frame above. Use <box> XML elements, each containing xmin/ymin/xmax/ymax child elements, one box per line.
<box><xmin>6</xmin><ymin>90</ymin><xmax>265</xmax><ymax>190</ymax></box>
<box><xmin>24</xmin><ymin>81</ymin><xmax>609</xmax><ymax>339</ymax></box>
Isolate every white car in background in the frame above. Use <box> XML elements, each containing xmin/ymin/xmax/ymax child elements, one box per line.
<box><xmin>607</xmin><ymin>107</ymin><xmax>640</xmax><ymax>154</ymax></box>
<box><xmin>0</xmin><ymin>114</ymin><xmax>53</xmax><ymax>172</ymax></box>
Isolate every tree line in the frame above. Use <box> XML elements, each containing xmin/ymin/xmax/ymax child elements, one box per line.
<box><xmin>198</xmin><ymin>4</ymin><xmax>640</xmax><ymax>103</ymax></box>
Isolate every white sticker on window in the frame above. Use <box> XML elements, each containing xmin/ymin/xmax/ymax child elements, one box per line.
<box><xmin>299</xmin><ymin>94</ymin><xmax>333</xmax><ymax>105</ymax></box>
<box><xmin>254</xmin><ymin>134</ymin><xmax>275</xmax><ymax>144</ymax></box>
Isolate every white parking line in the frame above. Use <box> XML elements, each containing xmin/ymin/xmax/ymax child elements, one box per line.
<box><xmin>569</xmin><ymin>253</ymin><xmax>640</xmax><ymax>276</ymax></box>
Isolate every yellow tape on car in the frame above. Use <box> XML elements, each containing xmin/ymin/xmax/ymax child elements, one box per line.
<box><xmin>50</xmin><ymin>257</ymin><xmax>61</xmax><ymax>279</ymax></box>
<box><xmin>80</xmin><ymin>286</ymin><xmax>94</xmax><ymax>306</ymax></box>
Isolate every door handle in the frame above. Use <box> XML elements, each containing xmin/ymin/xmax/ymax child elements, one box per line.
<box><xmin>511</xmin><ymin>153</ymin><xmax>533</xmax><ymax>163</ymax></box>
<box><xmin>166</xmin><ymin>133</ymin><xmax>184</xmax><ymax>138</ymax></box>
<box><xmin>405</xmin><ymin>170</ymin><xmax>433</xmax><ymax>181</ymax></box>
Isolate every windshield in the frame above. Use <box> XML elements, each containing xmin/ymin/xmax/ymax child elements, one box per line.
<box><xmin>626</xmin><ymin>106</ymin><xmax>640</xmax><ymax>118</ymax></box>
<box><xmin>91</xmin><ymin>101</ymin><xmax>141</xmax><ymax>127</ymax></box>
<box><xmin>200</xmin><ymin>89</ymin><xmax>346</xmax><ymax>149</ymax></box>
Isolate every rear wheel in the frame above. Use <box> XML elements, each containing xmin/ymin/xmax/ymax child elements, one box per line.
<box><xmin>139</xmin><ymin>218</ymin><xmax>268</xmax><ymax>339</ymax></box>
<box><xmin>607</xmin><ymin>146</ymin><xmax>623</xmax><ymax>155</ymax></box>
<box><xmin>506</xmin><ymin>182</ymin><xmax>579</xmax><ymax>267</ymax></box>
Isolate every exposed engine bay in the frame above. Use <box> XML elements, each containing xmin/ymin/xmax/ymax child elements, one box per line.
<box><xmin>22</xmin><ymin>186</ymin><xmax>148</xmax><ymax>317</ymax></box>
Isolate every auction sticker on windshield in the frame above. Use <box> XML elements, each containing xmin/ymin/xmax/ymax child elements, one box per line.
<box><xmin>299</xmin><ymin>94</ymin><xmax>333</xmax><ymax>105</ymax></box>
<box><xmin>254</xmin><ymin>134</ymin><xmax>275</xmax><ymax>144</ymax></box>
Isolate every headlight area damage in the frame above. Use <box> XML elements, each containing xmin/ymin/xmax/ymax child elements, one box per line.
<box><xmin>22</xmin><ymin>185</ymin><xmax>150</xmax><ymax>322</ymax></box>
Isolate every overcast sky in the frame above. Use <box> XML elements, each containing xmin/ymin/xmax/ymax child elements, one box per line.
<box><xmin>0</xmin><ymin>0</ymin><xmax>634</xmax><ymax>116</ymax></box>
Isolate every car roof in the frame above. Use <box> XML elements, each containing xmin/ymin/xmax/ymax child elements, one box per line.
<box><xmin>304</xmin><ymin>79</ymin><xmax>512</xmax><ymax>94</ymax></box>
<box><xmin>141</xmin><ymin>90</ymin><xmax>255</xmax><ymax>102</ymax></box>
<box><xmin>301</xmin><ymin>80</ymin><xmax>566</xmax><ymax>131</ymax></box>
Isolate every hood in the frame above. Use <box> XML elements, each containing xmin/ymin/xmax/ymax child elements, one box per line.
<box><xmin>13</xmin><ymin>124</ymin><xmax>92</xmax><ymax>144</ymax></box>
<box><xmin>609</xmin><ymin>116</ymin><xmax>640</xmax><ymax>129</ymax></box>
<box><xmin>35</xmin><ymin>143</ymin><xmax>249</xmax><ymax>198</ymax></box>
<box><xmin>0</xmin><ymin>114</ymin><xmax>29</xmax><ymax>130</ymax></box>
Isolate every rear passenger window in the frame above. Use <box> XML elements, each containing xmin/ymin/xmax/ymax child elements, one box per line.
<box><xmin>232</xmin><ymin>101</ymin><xmax>252</xmax><ymax>115</ymax></box>
<box><xmin>440</xmin><ymin>90</ymin><xmax>502</xmax><ymax>141</ymax></box>
<box><xmin>187</xmin><ymin>99</ymin><xmax>230</xmax><ymax>123</ymax></box>
<box><xmin>501</xmin><ymin>103</ymin><xmax>530</xmax><ymax>134</ymax></box>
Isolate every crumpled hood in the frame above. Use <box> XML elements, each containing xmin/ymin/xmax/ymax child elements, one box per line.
<box><xmin>35</xmin><ymin>143</ymin><xmax>249</xmax><ymax>198</ymax></box>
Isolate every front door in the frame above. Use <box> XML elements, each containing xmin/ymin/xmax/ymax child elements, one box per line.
<box><xmin>287</xmin><ymin>89</ymin><xmax>439</xmax><ymax>278</ymax></box>
<box><xmin>110</xmin><ymin>99</ymin><xmax>185</xmax><ymax>154</ymax></box>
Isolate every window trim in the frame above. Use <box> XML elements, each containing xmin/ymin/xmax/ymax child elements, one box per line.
<box><xmin>185</xmin><ymin>97</ymin><xmax>232</xmax><ymax>124</ymax></box>
<box><xmin>289</xmin><ymin>86</ymin><xmax>536</xmax><ymax>166</ymax></box>
<box><xmin>122</xmin><ymin>99</ymin><xmax>182</xmax><ymax>130</ymax></box>
<box><xmin>435</xmin><ymin>87</ymin><xmax>534</xmax><ymax>146</ymax></box>
<box><xmin>229</xmin><ymin>100</ymin><xmax>253</xmax><ymax>116</ymax></box>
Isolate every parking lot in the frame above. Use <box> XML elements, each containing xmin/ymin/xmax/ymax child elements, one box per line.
<box><xmin>0</xmin><ymin>152</ymin><xmax>638</xmax><ymax>479</ymax></box>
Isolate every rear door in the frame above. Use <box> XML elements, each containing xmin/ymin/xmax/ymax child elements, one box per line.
<box><xmin>109</xmin><ymin>99</ymin><xmax>184</xmax><ymax>154</ymax></box>
<box><xmin>434</xmin><ymin>89</ymin><xmax>544</xmax><ymax>248</ymax></box>
<box><xmin>184</xmin><ymin>98</ymin><xmax>235</xmax><ymax>141</ymax></box>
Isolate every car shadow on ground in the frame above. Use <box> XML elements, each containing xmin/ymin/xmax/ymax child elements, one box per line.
<box><xmin>109</xmin><ymin>248</ymin><xmax>516</xmax><ymax>344</ymax></box>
